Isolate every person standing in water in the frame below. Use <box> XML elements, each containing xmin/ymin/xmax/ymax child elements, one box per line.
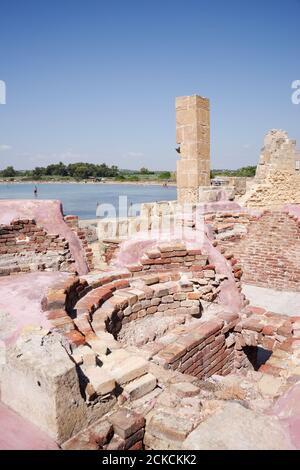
<box><xmin>34</xmin><ymin>185</ymin><xmax>38</xmax><ymax>197</ymax></box>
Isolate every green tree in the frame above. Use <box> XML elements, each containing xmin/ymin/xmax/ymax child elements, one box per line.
<box><xmin>46</xmin><ymin>161</ymin><xmax>68</xmax><ymax>176</ymax></box>
<box><xmin>1</xmin><ymin>166</ymin><xmax>17</xmax><ymax>177</ymax></box>
<box><xmin>32</xmin><ymin>167</ymin><xmax>45</xmax><ymax>178</ymax></box>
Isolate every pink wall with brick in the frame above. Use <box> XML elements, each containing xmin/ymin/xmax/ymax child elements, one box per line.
<box><xmin>218</xmin><ymin>210</ymin><xmax>300</xmax><ymax>291</ymax></box>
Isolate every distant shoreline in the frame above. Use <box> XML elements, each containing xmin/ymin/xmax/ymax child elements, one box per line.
<box><xmin>0</xmin><ymin>179</ymin><xmax>176</xmax><ymax>187</ymax></box>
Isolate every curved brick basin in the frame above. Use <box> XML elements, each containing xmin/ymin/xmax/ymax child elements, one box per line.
<box><xmin>113</xmin><ymin>234</ymin><xmax>244</xmax><ymax>314</ymax></box>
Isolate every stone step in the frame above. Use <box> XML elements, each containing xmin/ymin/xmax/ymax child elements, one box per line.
<box><xmin>107</xmin><ymin>355</ymin><xmax>149</xmax><ymax>385</ymax></box>
<box><xmin>94</xmin><ymin>331</ymin><xmax>121</xmax><ymax>351</ymax></box>
<box><xmin>101</xmin><ymin>349</ymin><xmax>131</xmax><ymax>365</ymax></box>
<box><xmin>84</xmin><ymin>366</ymin><xmax>116</xmax><ymax>398</ymax></box>
<box><xmin>124</xmin><ymin>373</ymin><xmax>157</xmax><ymax>401</ymax></box>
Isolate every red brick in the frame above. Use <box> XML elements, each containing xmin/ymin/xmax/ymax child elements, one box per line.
<box><xmin>195</xmin><ymin>320</ymin><xmax>224</xmax><ymax>342</ymax></box>
<box><xmin>187</xmin><ymin>249</ymin><xmax>202</xmax><ymax>255</ymax></box>
<box><xmin>234</xmin><ymin>270</ymin><xmax>242</xmax><ymax>279</ymax></box>
<box><xmin>191</xmin><ymin>265</ymin><xmax>204</xmax><ymax>272</ymax></box>
<box><xmin>157</xmin><ymin>343</ymin><xmax>186</xmax><ymax>364</ymax></box>
<box><xmin>247</xmin><ymin>306</ymin><xmax>266</xmax><ymax>315</ymax></box>
<box><xmin>128</xmin><ymin>440</ymin><xmax>143</xmax><ymax>450</ymax></box>
<box><xmin>127</xmin><ymin>264</ymin><xmax>143</xmax><ymax>272</ymax></box>
<box><xmin>46</xmin><ymin>308</ymin><xmax>67</xmax><ymax>320</ymax></box>
<box><xmin>62</xmin><ymin>435</ymin><xmax>98</xmax><ymax>450</ymax></box>
<box><xmin>202</xmin><ymin>264</ymin><xmax>215</xmax><ymax>271</ymax></box>
<box><xmin>64</xmin><ymin>330</ymin><xmax>85</xmax><ymax>347</ymax></box>
<box><xmin>87</xmin><ymin>420</ymin><xmax>114</xmax><ymax>447</ymax></box>
<box><xmin>242</xmin><ymin>319</ymin><xmax>263</xmax><ymax>333</ymax></box>
<box><xmin>42</xmin><ymin>290</ymin><xmax>66</xmax><ymax>310</ymax></box>
<box><xmin>124</xmin><ymin>429</ymin><xmax>144</xmax><ymax>450</ymax></box>
<box><xmin>277</xmin><ymin>338</ymin><xmax>300</xmax><ymax>352</ymax></box>
<box><xmin>262</xmin><ymin>325</ymin><xmax>275</xmax><ymax>336</ymax></box>
<box><xmin>187</xmin><ymin>292</ymin><xmax>201</xmax><ymax>300</ymax></box>
<box><xmin>108</xmin><ymin>409</ymin><xmax>145</xmax><ymax>439</ymax></box>
<box><xmin>259</xmin><ymin>364</ymin><xmax>283</xmax><ymax>377</ymax></box>
<box><xmin>262</xmin><ymin>336</ymin><xmax>275</xmax><ymax>350</ymax></box>
<box><xmin>106</xmin><ymin>435</ymin><xmax>125</xmax><ymax>450</ymax></box>
<box><xmin>218</xmin><ymin>312</ymin><xmax>239</xmax><ymax>323</ymax></box>
<box><xmin>74</xmin><ymin>317</ymin><xmax>93</xmax><ymax>335</ymax></box>
<box><xmin>91</xmin><ymin>289</ymin><xmax>108</xmax><ymax>305</ymax></box>
<box><xmin>112</xmin><ymin>279</ymin><xmax>130</xmax><ymax>290</ymax></box>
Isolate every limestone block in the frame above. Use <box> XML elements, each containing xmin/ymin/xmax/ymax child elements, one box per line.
<box><xmin>176</xmin><ymin>160</ymin><xmax>200</xmax><ymax>188</ymax></box>
<box><xmin>144</xmin><ymin>431</ymin><xmax>182</xmax><ymax>450</ymax></box>
<box><xmin>183</xmin><ymin>402</ymin><xmax>292</xmax><ymax>450</ymax></box>
<box><xmin>87</xmin><ymin>338</ymin><xmax>109</xmax><ymax>356</ymax></box>
<box><xmin>170</xmin><ymin>382</ymin><xmax>200</xmax><ymax>398</ymax></box>
<box><xmin>1</xmin><ymin>334</ymin><xmax>92</xmax><ymax>444</ymax></box>
<box><xmin>109</xmin><ymin>356</ymin><xmax>149</xmax><ymax>385</ymax></box>
<box><xmin>148</xmin><ymin>411</ymin><xmax>194</xmax><ymax>443</ymax></box>
<box><xmin>124</xmin><ymin>373</ymin><xmax>157</xmax><ymax>400</ymax></box>
<box><xmin>85</xmin><ymin>366</ymin><xmax>115</xmax><ymax>396</ymax></box>
<box><xmin>257</xmin><ymin>375</ymin><xmax>283</xmax><ymax>398</ymax></box>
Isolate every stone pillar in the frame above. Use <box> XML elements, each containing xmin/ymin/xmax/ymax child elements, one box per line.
<box><xmin>176</xmin><ymin>95</ymin><xmax>210</xmax><ymax>204</ymax></box>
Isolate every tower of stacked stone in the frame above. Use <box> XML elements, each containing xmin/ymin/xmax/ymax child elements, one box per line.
<box><xmin>176</xmin><ymin>95</ymin><xmax>210</xmax><ymax>204</ymax></box>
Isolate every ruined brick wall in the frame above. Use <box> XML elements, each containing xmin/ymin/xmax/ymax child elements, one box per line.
<box><xmin>204</xmin><ymin>210</ymin><xmax>253</xmax><ymax>239</ymax></box>
<box><xmin>152</xmin><ymin>314</ymin><xmax>237</xmax><ymax>379</ymax></box>
<box><xmin>64</xmin><ymin>215</ymin><xmax>94</xmax><ymax>271</ymax></box>
<box><xmin>128</xmin><ymin>242</ymin><xmax>212</xmax><ymax>274</ymax></box>
<box><xmin>217</xmin><ymin>211</ymin><xmax>300</xmax><ymax>291</ymax></box>
<box><xmin>234</xmin><ymin>305</ymin><xmax>297</xmax><ymax>374</ymax></box>
<box><xmin>103</xmin><ymin>239</ymin><xmax>121</xmax><ymax>264</ymax></box>
<box><xmin>125</xmin><ymin>241</ymin><xmax>242</xmax><ymax>295</ymax></box>
<box><xmin>0</xmin><ymin>218</ymin><xmax>76</xmax><ymax>276</ymax></box>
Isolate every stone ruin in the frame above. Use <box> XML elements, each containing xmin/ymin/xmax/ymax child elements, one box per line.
<box><xmin>176</xmin><ymin>94</ymin><xmax>234</xmax><ymax>204</ymax></box>
<box><xmin>176</xmin><ymin>95</ymin><xmax>210</xmax><ymax>204</ymax></box>
<box><xmin>241</xmin><ymin>129</ymin><xmax>300</xmax><ymax>207</ymax></box>
<box><xmin>1</xmin><ymin>98</ymin><xmax>300</xmax><ymax>450</ymax></box>
<box><xmin>1</xmin><ymin>197</ymin><xmax>300</xmax><ymax>450</ymax></box>
<box><xmin>255</xmin><ymin>129</ymin><xmax>300</xmax><ymax>181</ymax></box>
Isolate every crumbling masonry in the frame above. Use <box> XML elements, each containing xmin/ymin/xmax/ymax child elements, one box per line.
<box><xmin>241</xmin><ymin>129</ymin><xmax>300</xmax><ymax>207</ymax></box>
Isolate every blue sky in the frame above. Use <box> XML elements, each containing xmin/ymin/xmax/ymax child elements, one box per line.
<box><xmin>0</xmin><ymin>0</ymin><xmax>299</xmax><ymax>171</ymax></box>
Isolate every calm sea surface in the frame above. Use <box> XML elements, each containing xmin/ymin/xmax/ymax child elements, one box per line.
<box><xmin>0</xmin><ymin>183</ymin><xmax>177</xmax><ymax>219</ymax></box>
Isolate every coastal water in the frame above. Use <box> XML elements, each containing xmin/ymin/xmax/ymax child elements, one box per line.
<box><xmin>0</xmin><ymin>183</ymin><xmax>176</xmax><ymax>219</ymax></box>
